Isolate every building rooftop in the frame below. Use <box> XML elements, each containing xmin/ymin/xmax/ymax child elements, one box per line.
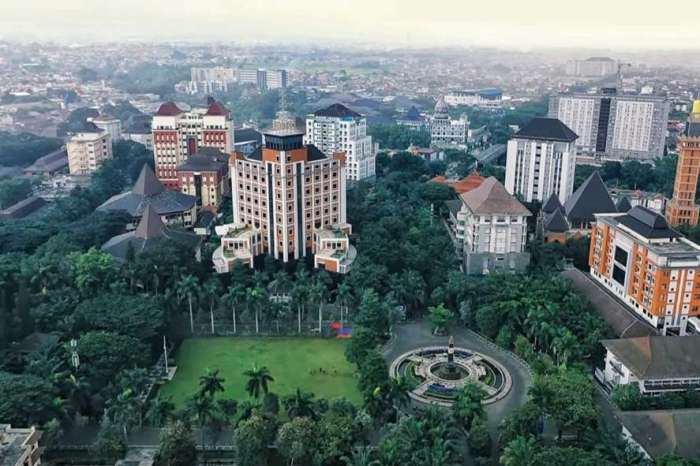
<box><xmin>205</xmin><ymin>100</ymin><xmax>229</xmax><ymax>117</ymax></box>
<box><xmin>459</xmin><ymin>177</ymin><xmax>531</xmax><ymax>216</ymax></box>
<box><xmin>617</xmin><ymin>206</ymin><xmax>680</xmax><ymax>240</ymax></box>
<box><xmin>314</xmin><ymin>103</ymin><xmax>362</xmax><ymax>119</ymax></box>
<box><xmin>602</xmin><ymin>335</ymin><xmax>700</xmax><ymax>380</ymax></box>
<box><xmin>544</xmin><ymin>208</ymin><xmax>570</xmax><ymax>233</ymax></box>
<box><xmin>155</xmin><ymin>102</ymin><xmax>183</xmax><ymax>117</ymax></box>
<box><xmin>514</xmin><ymin>117</ymin><xmax>578</xmax><ymax>143</ymax></box>
<box><xmin>431</xmin><ymin>173</ymin><xmax>485</xmax><ymax>194</ymax></box>
<box><xmin>564</xmin><ymin>171</ymin><xmax>617</xmax><ymax>225</ymax></box>
<box><xmin>542</xmin><ymin>193</ymin><xmax>564</xmax><ymax>214</ymax></box>
<box><xmin>69</xmin><ymin>131</ymin><xmax>108</xmax><ymax>142</ymax></box>
<box><xmin>618</xmin><ymin>409</ymin><xmax>700</xmax><ymax>460</ymax></box>
<box><xmin>177</xmin><ymin>148</ymin><xmax>228</xmax><ymax>172</ymax></box>
<box><xmin>616</xmin><ymin>196</ymin><xmax>632</xmax><ymax>213</ymax></box>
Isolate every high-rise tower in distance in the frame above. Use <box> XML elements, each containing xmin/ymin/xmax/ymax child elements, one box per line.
<box><xmin>667</xmin><ymin>101</ymin><xmax>700</xmax><ymax>226</ymax></box>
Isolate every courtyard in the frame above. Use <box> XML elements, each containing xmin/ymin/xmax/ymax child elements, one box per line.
<box><xmin>159</xmin><ymin>337</ymin><xmax>362</xmax><ymax>406</ymax></box>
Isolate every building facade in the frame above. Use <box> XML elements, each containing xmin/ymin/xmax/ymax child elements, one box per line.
<box><xmin>447</xmin><ymin>177</ymin><xmax>531</xmax><ymax>275</ymax></box>
<box><xmin>565</xmin><ymin>57</ymin><xmax>617</xmax><ymax>77</ymax></box>
<box><xmin>177</xmin><ymin>148</ymin><xmax>229</xmax><ymax>211</ymax></box>
<box><xmin>151</xmin><ymin>100</ymin><xmax>233</xmax><ymax>189</ymax></box>
<box><xmin>430</xmin><ymin>97</ymin><xmax>469</xmax><ymax>148</ymax></box>
<box><xmin>443</xmin><ymin>88</ymin><xmax>503</xmax><ymax>108</ymax></box>
<box><xmin>214</xmin><ymin>112</ymin><xmax>354</xmax><ymax>273</ymax></box>
<box><xmin>549</xmin><ymin>90</ymin><xmax>670</xmax><ymax>162</ymax></box>
<box><xmin>238</xmin><ymin>68</ymin><xmax>287</xmax><ymax>91</ymax></box>
<box><xmin>189</xmin><ymin>66</ymin><xmax>236</xmax><ymax>94</ymax></box>
<box><xmin>66</xmin><ymin>131</ymin><xmax>112</xmax><ymax>175</ymax></box>
<box><xmin>589</xmin><ymin>206</ymin><xmax>700</xmax><ymax>335</ymax></box>
<box><xmin>505</xmin><ymin>117</ymin><xmax>578</xmax><ymax>203</ymax></box>
<box><xmin>91</xmin><ymin>115</ymin><xmax>122</xmax><ymax>141</ymax></box>
<box><xmin>304</xmin><ymin>103</ymin><xmax>377</xmax><ymax>182</ymax></box>
<box><xmin>666</xmin><ymin>101</ymin><xmax>700</xmax><ymax>226</ymax></box>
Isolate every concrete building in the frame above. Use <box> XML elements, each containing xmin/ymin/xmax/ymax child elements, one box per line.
<box><xmin>589</xmin><ymin>206</ymin><xmax>700</xmax><ymax>335</ymax></box>
<box><xmin>610</xmin><ymin>188</ymin><xmax>668</xmax><ymax>215</ymax></box>
<box><xmin>443</xmin><ymin>88</ymin><xmax>503</xmax><ymax>108</ymax></box>
<box><xmin>214</xmin><ymin>111</ymin><xmax>354</xmax><ymax>273</ymax></box>
<box><xmin>618</xmin><ymin>409</ymin><xmax>700</xmax><ymax>461</ymax></box>
<box><xmin>666</xmin><ymin>101</ymin><xmax>700</xmax><ymax>226</ymax></box>
<box><xmin>0</xmin><ymin>424</ymin><xmax>42</xmax><ymax>466</ymax></box>
<box><xmin>601</xmin><ymin>335</ymin><xmax>700</xmax><ymax>395</ymax></box>
<box><xmin>151</xmin><ymin>100</ymin><xmax>233</xmax><ymax>189</ymax></box>
<box><xmin>189</xmin><ymin>66</ymin><xmax>236</xmax><ymax>94</ymax></box>
<box><xmin>177</xmin><ymin>147</ymin><xmax>229</xmax><ymax>211</ymax></box>
<box><xmin>396</xmin><ymin>106</ymin><xmax>428</xmax><ymax>130</ymax></box>
<box><xmin>505</xmin><ymin>117</ymin><xmax>578</xmax><ymax>203</ymax></box>
<box><xmin>565</xmin><ymin>57</ymin><xmax>617</xmax><ymax>77</ymax></box>
<box><xmin>91</xmin><ymin>115</ymin><xmax>122</xmax><ymax>141</ymax></box>
<box><xmin>305</xmin><ymin>103</ymin><xmax>376</xmax><ymax>182</ymax></box>
<box><xmin>446</xmin><ymin>177</ymin><xmax>531</xmax><ymax>274</ymax></box>
<box><xmin>237</xmin><ymin>68</ymin><xmax>287</xmax><ymax>91</ymax></box>
<box><xmin>66</xmin><ymin>131</ymin><xmax>112</xmax><ymax>175</ymax></box>
<box><xmin>549</xmin><ymin>90</ymin><xmax>670</xmax><ymax>162</ymax></box>
<box><xmin>430</xmin><ymin>97</ymin><xmax>469</xmax><ymax>148</ymax></box>
<box><xmin>266</xmin><ymin>69</ymin><xmax>288</xmax><ymax>90</ymax></box>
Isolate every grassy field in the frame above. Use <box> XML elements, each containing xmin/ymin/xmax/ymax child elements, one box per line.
<box><xmin>159</xmin><ymin>337</ymin><xmax>361</xmax><ymax>406</ymax></box>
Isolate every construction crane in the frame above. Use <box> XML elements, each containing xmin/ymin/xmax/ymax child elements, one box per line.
<box><xmin>617</xmin><ymin>61</ymin><xmax>632</xmax><ymax>91</ymax></box>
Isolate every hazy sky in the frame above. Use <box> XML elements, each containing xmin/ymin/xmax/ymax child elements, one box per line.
<box><xmin>2</xmin><ymin>0</ymin><xmax>699</xmax><ymax>50</ymax></box>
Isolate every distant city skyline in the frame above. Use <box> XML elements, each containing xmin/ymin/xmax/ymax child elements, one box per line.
<box><xmin>2</xmin><ymin>0</ymin><xmax>700</xmax><ymax>50</ymax></box>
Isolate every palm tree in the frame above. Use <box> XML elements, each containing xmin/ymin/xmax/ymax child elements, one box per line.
<box><xmin>191</xmin><ymin>392</ymin><xmax>216</xmax><ymax>446</ymax></box>
<box><xmin>309</xmin><ymin>278</ymin><xmax>327</xmax><ymax>333</ymax></box>
<box><xmin>243</xmin><ymin>365</ymin><xmax>274</xmax><ymax>399</ymax></box>
<box><xmin>284</xmin><ymin>388</ymin><xmax>316</xmax><ymax>419</ymax></box>
<box><xmin>500</xmin><ymin>435</ymin><xmax>537</xmax><ymax>466</ymax></box>
<box><xmin>247</xmin><ymin>272</ymin><xmax>267</xmax><ymax>334</ymax></box>
<box><xmin>145</xmin><ymin>396</ymin><xmax>175</xmax><ymax>427</ymax></box>
<box><xmin>388</xmin><ymin>376</ymin><xmax>412</xmax><ymax>411</ymax></box>
<box><xmin>293</xmin><ymin>266</ymin><xmax>310</xmax><ymax>332</ymax></box>
<box><xmin>341</xmin><ymin>446</ymin><xmax>379</xmax><ymax>466</ymax></box>
<box><xmin>198</xmin><ymin>369</ymin><xmax>226</xmax><ymax>398</ymax></box>
<box><xmin>336</xmin><ymin>281</ymin><xmax>352</xmax><ymax>327</ymax></box>
<box><xmin>202</xmin><ymin>278</ymin><xmax>222</xmax><ymax>334</ymax></box>
<box><xmin>224</xmin><ymin>284</ymin><xmax>245</xmax><ymax>334</ymax></box>
<box><xmin>107</xmin><ymin>388</ymin><xmax>141</xmax><ymax>440</ymax></box>
<box><xmin>176</xmin><ymin>275</ymin><xmax>199</xmax><ymax>333</ymax></box>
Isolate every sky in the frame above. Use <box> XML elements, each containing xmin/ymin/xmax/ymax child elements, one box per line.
<box><xmin>1</xmin><ymin>0</ymin><xmax>700</xmax><ymax>50</ymax></box>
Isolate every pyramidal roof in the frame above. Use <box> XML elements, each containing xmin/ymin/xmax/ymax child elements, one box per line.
<box><xmin>545</xmin><ymin>208</ymin><xmax>570</xmax><ymax>233</ymax></box>
<box><xmin>564</xmin><ymin>171</ymin><xmax>617</xmax><ymax>224</ymax></box>
<box><xmin>205</xmin><ymin>100</ymin><xmax>229</xmax><ymax>117</ymax></box>
<box><xmin>434</xmin><ymin>96</ymin><xmax>449</xmax><ymax>115</ymax></box>
<box><xmin>542</xmin><ymin>193</ymin><xmax>564</xmax><ymax>214</ymax></box>
<box><xmin>134</xmin><ymin>205</ymin><xmax>165</xmax><ymax>240</ymax></box>
<box><xmin>515</xmin><ymin>117</ymin><xmax>578</xmax><ymax>143</ymax></box>
<box><xmin>459</xmin><ymin>177</ymin><xmax>531</xmax><ymax>216</ymax></box>
<box><xmin>155</xmin><ymin>102</ymin><xmax>183</xmax><ymax>116</ymax></box>
<box><xmin>314</xmin><ymin>103</ymin><xmax>361</xmax><ymax>118</ymax></box>
<box><xmin>133</xmin><ymin>164</ymin><xmax>165</xmax><ymax>197</ymax></box>
<box><xmin>616</xmin><ymin>196</ymin><xmax>632</xmax><ymax>213</ymax></box>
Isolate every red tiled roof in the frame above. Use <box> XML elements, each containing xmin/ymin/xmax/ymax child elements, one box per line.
<box><xmin>431</xmin><ymin>173</ymin><xmax>486</xmax><ymax>194</ymax></box>
<box><xmin>206</xmin><ymin>101</ymin><xmax>229</xmax><ymax>117</ymax></box>
<box><xmin>155</xmin><ymin>102</ymin><xmax>183</xmax><ymax>116</ymax></box>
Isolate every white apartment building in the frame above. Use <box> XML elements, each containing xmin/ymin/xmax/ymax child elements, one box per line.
<box><xmin>237</xmin><ymin>68</ymin><xmax>287</xmax><ymax>91</ymax></box>
<box><xmin>91</xmin><ymin>115</ymin><xmax>122</xmax><ymax>142</ymax></box>
<box><xmin>151</xmin><ymin>100</ymin><xmax>233</xmax><ymax>189</ymax></box>
<box><xmin>266</xmin><ymin>69</ymin><xmax>288</xmax><ymax>90</ymax></box>
<box><xmin>66</xmin><ymin>131</ymin><xmax>112</xmax><ymax>175</ymax></box>
<box><xmin>549</xmin><ymin>90</ymin><xmax>670</xmax><ymax>162</ymax></box>
<box><xmin>443</xmin><ymin>88</ymin><xmax>503</xmax><ymax>109</ymax></box>
<box><xmin>565</xmin><ymin>57</ymin><xmax>617</xmax><ymax>77</ymax></box>
<box><xmin>189</xmin><ymin>66</ymin><xmax>236</xmax><ymax>94</ymax></box>
<box><xmin>505</xmin><ymin>117</ymin><xmax>578</xmax><ymax>203</ymax></box>
<box><xmin>305</xmin><ymin>103</ymin><xmax>377</xmax><ymax>182</ymax></box>
<box><xmin>430</xmin><ymin>97</ymin><xmax>469</xmax><ymax>148</ymax></box>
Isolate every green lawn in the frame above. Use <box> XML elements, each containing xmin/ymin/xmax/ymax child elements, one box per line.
<box><xmin>160</xmin><ymin>337</ymin><xmax>361</xmax><ymax>406</ymax></box>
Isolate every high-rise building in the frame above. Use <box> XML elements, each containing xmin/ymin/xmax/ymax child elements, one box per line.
<box><xmin>189</xmin><ymin>67</ymin><xmax>236</xmax><ymax>94</ymax></box>
<box><xmin>505</xmin><ymin>117</ymin><xmax>578</xmax><ymax>203</ymax></box>
<box><xmin>266</xmin><ymin>69</ymin><xmax>288</xmax><ymax>90</ymax></box>
<box><xmin>213</xmin><ymin>111</ymin><xmax>355</xmax><ymax>273</ymax></box>
<box><xmin>66</xmin><ymin>131</ymin><xmax>112</xmax><ymax>175</ymax></box>
<box><xmin>549</xmin><ymin>90</ymin><xmax>670</xmax><ymax>162</ymax></box>
<box><xmin>237</xmin><ymin>68</ymin><xmax>287</xmax><ymax>91</ymax></box>
<box><xmin>177</xmin><ymin>147</ymin><xmax>229</xmax><ymax>211</ymax></box>
<box><xmin>565</xmin><ymin>57</ymin><xmax>617</xmax><ymax>77</ymax></box>
<box><xmin>666</xmin><ymin>101</ymin><xmax>700</xmax><ymax>226</ymax></box>
<box><xmin>305</xmin><ymin>103</ymin><xmax>377</xmax><ymax>182</ymax></box>
<box><xmin>91</xmin><ymin>115</ymin><xmax>122</xmax><ymax>141</ymax></box>
<box><xmin>589</xmin><ymin>206</ymin><xmax>700</xmax><ymax>335</ymax></box>
<box><xmin>430</xmin><ymin>97</ymin><xmax>469</xmax><ymax>148</ymax></box>
<box><xmin>151</xmin><ymin>100</ymin><xmax>233</xmax><ymax>189</ymax></box>
<box><xmin>443</xmin><ymin>88</ymin><xmax>503</xmax><ymax>109</ymax></box>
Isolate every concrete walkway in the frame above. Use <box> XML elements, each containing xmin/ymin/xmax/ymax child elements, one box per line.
<box><xmin>384</xmin><ymin>321</ymin><xmax>532</xmax><ymax>432</ymax></box>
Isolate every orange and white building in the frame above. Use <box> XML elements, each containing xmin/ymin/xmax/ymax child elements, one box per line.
<box><xmin>213</xmin><ymin>111</ymin><xmax>354</xmax><ymax>273</ymax></box>
<box><xmin>151</xmin><ymin>100</ymin><xmax>233</xmax><ymax>190</ymax></box>
<box><xmin>589</xmin><ymin>206</ymin><xmax>700</xmax><ymax>335</ymax></box>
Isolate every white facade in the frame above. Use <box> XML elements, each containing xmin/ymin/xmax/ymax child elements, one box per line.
<box><xmin>66</xmin><ymin>132</ymin><xmax>112</xmax><ymax>175</ymax></box>
<box><xmin>505</xmin><ymin>137</ymin><xmax>577</xmax><ymax>203</ymax></box>
<box><xmin>92</xmin><ymin>117</ymin><xmax>122</xmax><ymax>142</ymax></box>
<box><xmin>305</xmin><ymin>112</ymin><xmax>376</xmax><ymax>182</ymax></box>
<box><xmin>565</xmin><ymin>58</ymin><xmax>617</xmax><ymax>77</ymax></box>
<box><xmin>189</xmin><ymin>67</ymin><xmax>236</xmax><ymax>94</ymax></box>
<box><xmin>430</xmin><ymin>114</ymin><xmax>469</xmax><ymax>148</ymax></box>
<box><xmin>444</xmin><ymin>89</ymin><xmax>503</xmax><ymax>108</ymax></box>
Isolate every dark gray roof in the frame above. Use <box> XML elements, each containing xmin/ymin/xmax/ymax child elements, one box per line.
<box><xmin>616</xmin><ymin>196</ymin><xmax>632</xmax><ymax>213</ymax></box>
<box><xmin>542</xmin><ymin>193</ymin><xmax>563</xmax><ymax>214</ymax></box>
<box><xmin>23</xmin><ymin>147</ymin><xmax>68</xmax><ymax>174</ymax></box>
<box><xmin>101</xmin><ymin>205</ymin><xmax>200</xmax><ymax>263</ymax></box>
<box><xmin>234</xmin><ymin>128</ymin><xmax>262</xmax><ymax>144</ymax></box>
<box><xmin>515</xmin><ymin>117</ymin><xmax>578</xmax><ymax>142</ymax></box>
<box><xmin>314</xmin><ymin>103</ymin><xmax>362</xmax><ymax>118</ymax></box>
<box><xmin>97</xmin><ymin>164</ymin><xmax>196</xmax><ymax>218</ymax></box>
<box><xmin>618</xmin><ymin>410</ymin><xmax>700</xmax><ymax>459</ymax></box>
<box><xmin>602</xmin><ymin>336</ymin><xmax>700</xmax><ymax>379</ymax></box>
<box><xmin>307</xmin><ymin>144</ymin><xmax>329</xmax><ymax>162</ymax></box>
<box><xmin>445</xmin><ymin>199</ymin><xmax>463</xmax><ymax>217</ymax></box>
<box><xmin>618</xmin><ymin>206</ymin><xmax>680</xmax><ymax>239</ymax></box>
<box><xmin>177</xmin><ymin>148</ymin><xmax>228</xmax><ymax>172</ymax></box>
<box><xmin>564</xmin><ymin>171</ymin><xmax>617</xmax><ymax>225</ymax></box>
<box><xmin>544</xmin><ymin>208</ymin><xmax>570</xmax><ymax>233</ymax></box>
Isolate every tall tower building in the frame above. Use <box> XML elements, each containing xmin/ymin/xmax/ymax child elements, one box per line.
<box><xmin>667</xmin><ymin>101</ymin><xmax>700</xmax><ymax>226</ymax></box>
<box><xmin>305</xmin><ymin>103</ymin><xmax>377</xmax><ymax>182</ymax></box>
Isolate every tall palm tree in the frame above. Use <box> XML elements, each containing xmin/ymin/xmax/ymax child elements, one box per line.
<box><xmin>388</xmin><ymin>376</ymin><xmax>412</xmax><ymax>411</ymax></box>
<box><xmin>336</xmin><ymin>281</ymin><xmax>352</xmax><ymax>327</ymax></box>
<box><xmin>176</xmin><ymin>275</ymin><xmax>199</xmax><ymax>333</ymax></box>
<box><xmin>202</xmin><ymin>278</ymin><xmax>222</xmax><ymax>334</ymax></box>
<box><xmin>341</xmin><ymin>446</ymin><xmax>379</xmax><ymax>466</ymax></box>
<box><xmin>107</xmin><ymin>388</ymin><xmax>141</xmax><ymax>440</ymax></box>
<box><xmin>198</xmin><ymin>369</ymin><xmax>226</xmax><ymax>398</ymax></box>
<box><xmin>284</xmin><ymin>388</ymin><xmax>316</xmax><ymax>419</ymax></box>
<box><xmin>224</xmin><ymin>284</ymin><xmax>245</xmax><ymax>334</ymax></box>
<box><xmin>499</xmin><ymin>435</ymin><xmax>537</xmax><ymax>466</ymax></box>
<box><xmin>243</xmin><ymin>365</ymin><xmax>274</xmax><ymax>399</ymax></box>
<box><xmin>309</xmin><ymin>278</ymin><xmax>327</xmax><ymax>333</ymax></box>
<box><xmin>145</xmin><ymin>396</ymin><xmax>175</xmax><ymax>427</ymax></box>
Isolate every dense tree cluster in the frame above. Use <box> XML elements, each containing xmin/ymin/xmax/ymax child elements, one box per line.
<box><xmin>367</xmin><ymin>124</ymin><xmax>431</xmax><ymax>150</ymax></box>
<box><xmin>0</xmin><ymin>130</ymin><xmax>62</xmax><ymax>167</ymax></box>
<box><xmin>574</xmin><ymin>156</ymin><xmax>676</xmax><ymax>198</ymax></box>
